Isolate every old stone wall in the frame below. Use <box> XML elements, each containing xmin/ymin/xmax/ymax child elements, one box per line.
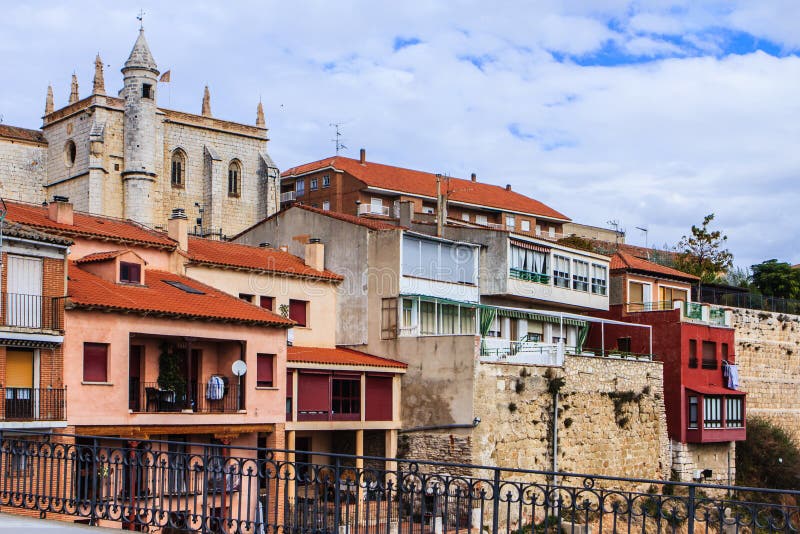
<box><xmin>733</xmin><ymin>308</ymin><xmax>800</xmax><ymax>439</ymax></box>
<box><xmin>0</xmin><ymin>139</ymin><xmax>46</xmax><ymax>203</ymax></box>
<box><xmin>472</xmin><ymin>355</ymin><xmax>670</xmax><ymax>484</ymax></box>
<box><xmin>672</xmin><ymin>440</ymin><xmax>735</xmax><ymax>486</ymax></box>
<box><xmin>397</xmin><ymin>431</ymin><xmax>473</xmax><ymax>476</ymax></box>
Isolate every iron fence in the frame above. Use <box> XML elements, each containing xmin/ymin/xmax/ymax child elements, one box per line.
<box><xmin>0</xmin><ymin>387</ymin><xmax>66</xmax><ymax>421</ymax></box>
<box><xmin>696</xmin><ymin>286</ymin><xmax>800</xmax><ymax>315</ymax></box>
<box><xmin>132</xmin><ymin>380</ymin><xmax>242</xmax><ymax>413</ymax></box>
<box><xmin>0</xmin><ymin>430</ymin><xmax>799</xmax><ymax>533</ymax></box>
<box><xmin>0</xmin><ymin>292</ymin><xmax>65</xmax><ymax>331</ymax></box>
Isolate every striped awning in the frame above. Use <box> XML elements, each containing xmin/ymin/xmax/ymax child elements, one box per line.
<box><xmin>492</xmin><ymin>307</ymin><xmax>586</xmax><ymax>326</ymax></box>
<box><xmin>510</xmin><ymin>239</ymin><xmax>551</xmax><ymax>253</ymax></box>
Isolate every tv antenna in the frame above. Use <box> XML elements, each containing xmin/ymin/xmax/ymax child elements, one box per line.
<box><xmin>635</xmin><ymin>225</ymin><xmax>649</xmax><ymax>252</ymax></box>
<box><xmin>330</xmin><ymin>123</ymin><xmax>347</xmax><ymax>155</ymax></box>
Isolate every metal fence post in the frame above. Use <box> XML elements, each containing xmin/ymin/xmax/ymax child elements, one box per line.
<box><xmin>491</xmin><ymin>468</ymin><xmax>501</xmax><ymax>534</ymax></box>
<box><xmin>687</xmin><ymin>484</ymin><xmax>695</xmax><ymax>534</ymax></box>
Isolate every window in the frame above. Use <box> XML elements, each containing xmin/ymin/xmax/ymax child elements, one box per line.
<box><xmin>702</xmin><ymin>341</ymin><xmax>717</xmax><ymax>369</ymax></box>
<box><xmin>549</xmin><ymin>227</ymin><xmax>556</xmax><ymax>238</ymax></box>
<box><xmin>164</xmin><ymin>280</ymin><xmax>205</xmax><ymax>294</ymax></box>
<box><xmin>167</xmin><ymin>438</ymin><xmax>188</xmax><ymax>494</ymax></box>
<box><xmin>381</xmin><ymin>298</ymin><xmax>398</xmax><ymax>340</ymax></box>
<box><xmin>505</xmin><ymin>216</ymin><xmax>515</xmax><ymax>229</ymax></box>
<box><xmin>510</xmin><ymin>244</ymin><xmax>548</xmax><ymax>279</ymax></box>
<box><xmin>83</xmin><ymin>343</ymin><xmax>108</xmax><ymax>382</ymax></box>
<box><xmin>322</xmin><ymin>174</ymin><xmax>330</xmax><ymax>188</ymax></box>
<box><xmin>401</xmin><ymin>235</ymin><xmax>476</xmax><ymax>285</ymax></box>
<box><xmin>460</xmin><ymin>307</ymin><xmax>476</xmax><ymax>334</ymax></box>
<box><xmin>142</xmin><ymin>83</ymin><xmax>153</xmax><ymax>99</ymax></box>
<box><xmin>370</xmin><ymin>197</ymin><xmax>384</xmax><ymax>215</ymax></box>
<box><xmin>462</xmin><ymin>213</ymin><xmax>470</xmax><ymax>222</ymax></box>
<box><xmin>322</xmin><ymin>200</ymin><xmax>330</xmax><ymax>211</ymax></box>
<box><xmin>289</xmin><ymin>299</ymin><xmax>308</xmax><ymax>327</ymax></box>
<box><xmin>726</xmin><ymin>397</ymin><xmax>743</xmax><ymax>427</ymax></box>
<box><xmin>572</xmin><ymin>260</ymin><xmax>589</xmax><ymax>291</ymax></box>
<box><xmin>704</xmin><ymin>396</ymin><xmax>722</xmax><ymax>428</ymax></box>
<box><xmin>120</xmin><ymin>262</ymin><xmax>141</xmax><ymax>284</ymax></box>
<box><xmin>591</xmin><ymin>264</ymin><xmax>607</xmax><ymax>295</ymax></box>
<box><xmin>475</xmin><ymin>214</ymin><xmax>488</xmax><ymax>226</ymax></box>
<box><xmin>660</xmin><ymin>286</ymin><xmax>688</xmax><ymax>306</ymax></box>
<box><xmin>439</xmin><ymin>304</ymin><xmax>458</xmax><ymax>334</ymax></box>
<box><xmin>171</xmin><ymin>150</ymin><xmax>186</xmax><ymax>187</ymax></box>
<box><xmin>65</xmin><ymin>140</ymin><xmax>76</xmax><ymax>167</ymax></box>
<box><xmin>259</xmin><ymin>296</ymin><xmax>274</xmax><ymax>311</ymax></box>
<box><xmin>521</xmin><ymin>220</ymin><xmax>530</xmax><ymax>232</ymax></box>
<box><xmin>617</xmin><ymin>337</ymin><xmax>632</xmax><ymax>353</ymax></box>
<box><xmin>238</xmin><ymin>293</ymin><xmax>254</xmax><ymax>303</ymax></box>
<box><xmin>689</xmin><ymin>339</ymin><xmax>698</xmax><ymax>368</ymax></box>
<box><xmin>228</xmin><ymin>161</ymin><xmax>242</xmax><ymax>197</ymax></box>
<box><xmin>295</xmin><ymin>179</ymin><xmax>305</xmax><ymax>197</ymax></box>
<box><xmin>310</xmin><ymin>177</ymin><xmax>318</xmax><ymax>191</ymax></box>
<box><xmin>332</xmin><ymin>378</ymin><xmax>360</xmax><ymax>415</ymax></box>
<box><xmin>553</xmin><ymin>255</ymin><xmax>570</xmax><ymax>288</ymax></box>
<box><xmin>402</xmin><ymin>299</ymin><xmax>415</xmax><ymax>332</ymax></box>
<box><xmin>7</xmin><ymin>444</ymin><xmax>31</xmax><ymax>478</ymax></box>
<box><xmin>257</xmin><ymin>354</ymin><xmax>275</xmax><ymax>387</ymax></box>
<box><xmin>628</xmin><ymin>281</ymin><xmax>650</xmax><ymax>311</ymax></box>
<box><xmin>688</xmin><ymin>396</ymin><xmax>698</xmax><ymax>428</ymax></box>
<box><xmin>420</xmin><ymin>301</ymin><xmax>436</xmax><ymax>335</ymax></box>
<box><xmin>535</xmin><ymin>224</ymin><xmax>542</xmax><ymax>236</ymax></box>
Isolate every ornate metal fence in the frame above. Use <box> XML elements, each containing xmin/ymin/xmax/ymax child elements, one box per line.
<box><xmin>1</xmin><ymin>430</ymin><xmax>799</xmax><ymax>533</ymax></box>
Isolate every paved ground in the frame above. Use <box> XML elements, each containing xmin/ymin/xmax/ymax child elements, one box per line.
<box><xmin>0</xmin><ymin>513</ymin><xmax>117</xmax><ymax>532</ymax></box>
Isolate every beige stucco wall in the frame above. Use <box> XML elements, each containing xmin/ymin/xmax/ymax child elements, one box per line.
<box><xmin>185</xmin><ymin>264</ymin><xmax>338</xmax><ymax>348</ymax></box>
<box><xmin>64</xmin><ymin>309</ymin><xmax>287</xmax><ymax>428</ymax></box>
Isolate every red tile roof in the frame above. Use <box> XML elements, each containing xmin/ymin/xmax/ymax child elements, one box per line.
<box><xmin>67</xmin><ymin>262</ymin><xmax>293</xmax><ymax>327</ymax></box>
<box><xmin>0</xmin><ymin>124</ymin><xmax>47</xmax><ymax>144</ymax></box>
<box><xmin>4</xmin><ymin>201</ymin><xmax>176</xmax><ymax>249</ymax></box>
<box><xmin>187</xmin><ymin>237</ymin><xmax>343</xmax><ymax>281</ymax></box>
<box><xmin>282</xmin><ymin>156</ymin><xmax>570</xmax><ymax>222</ymax></box>
<box><xmin>294</xmin><ymin>204</ymin><xmax>401</xmax><ymax>231</ymax></box>
<box><xmin>610</xmin><ymin>251</ymin><xmax>699</xmax><ymax>282</ymax></box>
<box><xmin>74</xmin><ymin>250</ymin><xmax>129</xmax><ymax>264</ymax></box>
<box><xmin>287</xmin><ymin>346</ymin><xmax>407</xmax><ymax>369</ymax></box>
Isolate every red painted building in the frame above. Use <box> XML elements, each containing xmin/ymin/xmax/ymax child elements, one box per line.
<box><xmin>590</xmin><ymin>252</ymin><xmax>745</xmax><ymax>483</ymax></box>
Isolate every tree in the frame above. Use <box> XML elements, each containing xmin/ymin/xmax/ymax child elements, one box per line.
<box><xmin>674</xmin><ymin>213</ymin><xmax>733</xmax><ymax>284</ymax></box>
<box><xmin>724</xmin><ymin>265</ymin><xmax>753</xmax><ymax>289</ymax></box>
<box><xmin>751</xmin><ymin>259</ymin><xmax>800</xmax><ymax>299</ymax></box>
<box><xmin>737</xmin><ymin>417</ymin><xmax>800</xmax><ymax>492</ymax></box>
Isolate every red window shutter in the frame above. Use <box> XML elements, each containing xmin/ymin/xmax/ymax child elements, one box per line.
<box><xmin>297</xmin><ymin>373</ymin><xmax>330</xmax><ymax>412</ymax></box>
<box><xmin>257</xmin><ymin>354</ymin><xmax>274</xmax><ymax>386</ymax></box>
<box><xmin>83</xmin><ymin>343</ymin><xmax>108</xmax><ymax>382</ymax></box>
<box><xmin>365</xmin><ymin>375</ymin><xmax>393</xmax><ymax>421</ymax></box>
<box><xmin>289</xmin><ymin>300</ymin><xmax>307</xmax><ymax>326</ymax></box>
<box><xmin>286</xmin><ymin>371</ymin><xmax>293</xmax><ymax>396</ymax></box>
<box><xmin>260</xmin><ymin>296</ymin><xmax>274</xmax><ymax>311</ymax></box>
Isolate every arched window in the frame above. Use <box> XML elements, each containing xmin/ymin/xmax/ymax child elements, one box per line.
<box><xmin>64</xmin><ymin>140</ymin><xmax>76</xmax><ymax>168</ymax></box>
<box><xmin>171</xmin><ymin>149</ymin><xmax>186</xmax><ymax>188</ymax></box>
<box><xmin>228</xmin><ymin>160</ymin><xmax>241</xmax><ymax>197</ymax></box>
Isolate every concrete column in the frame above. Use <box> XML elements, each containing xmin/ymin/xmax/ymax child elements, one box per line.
<box><xmin>292</xmin><ymin>370</ymin><xmax>299</xmax><ymax>422</ymax></box>
<box><xmin>287</xmin><ymin>430</ymin><xmax>296</xmax><ymax>502</ymax></box>
<box><xmin>355</xmin><ymin>429</ymin><xmax>365</xmax><ymax>523</ymax></box>
<box><xmin>544</xmin><ymin>323</ymin><xmax>554</xmax><ymax>344</ymax></box>
<box><xmin>518</xmin><ymin>319</ymin><xmax>528</xmax><ymax>340</ymax></box>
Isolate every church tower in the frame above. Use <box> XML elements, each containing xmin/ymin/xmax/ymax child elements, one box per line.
<box><xmin>121</xmin><ymin>29</ymin><xmax>159</xmax><ymax>226</ymax></box>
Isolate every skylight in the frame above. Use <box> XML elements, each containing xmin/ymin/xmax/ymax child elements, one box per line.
<box><xmin>164</xmin><ymin>280</ymin><xmax>205</xmax><ymax>294</ymax></box>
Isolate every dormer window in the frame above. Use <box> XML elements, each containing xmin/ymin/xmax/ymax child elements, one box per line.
<box><xmin>120</xmin><ymin>262</ymin><xmax>141</xmax><ymax>284</ymax></box>
<box><xmin>142</xmin><ymin>83</ymin><xmax>153</xmax><ymax>99</ymax></box>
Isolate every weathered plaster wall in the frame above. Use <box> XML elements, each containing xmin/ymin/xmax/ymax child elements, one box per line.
<box><xmin>0</xmin><ymin>138</ymin><xmax>47</xmax><ymax>203</ymax></box>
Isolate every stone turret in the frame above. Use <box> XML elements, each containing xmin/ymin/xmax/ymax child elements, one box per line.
<box><xmin>44</xmin><ymin>85</ymin><xmax>54</xmax><ymax>115</ymax></box>
<box><xmin>69</xmin><ymin>74</ymin><xmax>79</xmax><ymax>104</ymax></box>
<box><xmin>256</xmin><ymin>100</ymin><xmax>265</xmax><ymax>127</ymax></box>
<box><xmin>121</xmin><ymin>28</ymin><xmax>160</xmax><ymax>227</ymax></box>
<box><xmin>93</xmin><ymin>53</ymin><xmax>105</xmax><ymax>95</ymax></box>
<box><xmin>202</xmin><ymin>86</ymin><xmax>212</xmax><ymax>117</ymax></box>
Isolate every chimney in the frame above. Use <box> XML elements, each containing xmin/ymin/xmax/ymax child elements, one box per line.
<box><xmin>360</xmin><ymin>148</ymin><xmax>366</xmax><ymax>164</ymax></box>
<box><xmin>280</xmin><ymin>244</ymin><xmax>289</xmax><ymax>252</ymax></box>
<box><xmin>399</xmin><ymin>200</ymin><xmax>413</xmax><ymax>227</ymax></box>
<box><xmin>168</xmin><ymin>208</ymin><xmax>188</xmax><ymax>251</ymax></box>
<box><xmin>304</xmin><ymin>238</ymin><xmax>325</xmax><ymax>271</ymax></box>
<box><xmin>505</xmin><ymin>184</ymin><xmax>512</xmax><ymax>191</ymax></box>
<box><xmin>471</xmin><ymin>173</ymin><xmax>477</xmax><ymax>182</ymax></box>
<box><xmin>48</xmin><ymin>196</ymin><xmax>74</xmax><ymax>225</ymax></box>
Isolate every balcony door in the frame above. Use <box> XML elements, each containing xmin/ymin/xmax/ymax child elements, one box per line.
<box><xmin>6</xmin><ymin>255</ymin><xmax>42</xmax><ymax>328</ymax></box>
<box><xmin>5</xmin><ymin>349</ymin><xmax>35</xmax><ymax>419</ymax></box>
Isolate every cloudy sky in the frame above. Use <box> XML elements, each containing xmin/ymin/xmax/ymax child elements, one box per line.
<box><xmin>1</xmin><ymin>1</ymin><xmax>798</xmax><ymax>267</ymax></box>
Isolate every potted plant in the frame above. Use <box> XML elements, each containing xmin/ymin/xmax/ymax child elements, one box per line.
<box><xmin>158</xmin><ymin>342</ymin><xmax>186</xmax><ymax>408</ymax></box>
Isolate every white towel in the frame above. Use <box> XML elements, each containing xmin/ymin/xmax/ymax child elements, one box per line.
<box><xmin>206</xmin><ymin>376</ymin><xmax>225</xmax><ymax>400</ymax></box>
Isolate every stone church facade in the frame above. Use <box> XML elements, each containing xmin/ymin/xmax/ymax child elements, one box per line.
<box><xmin>0</xmin><ymin>29</ymin><xmax>278</xmax><ymax>237</ymax></box>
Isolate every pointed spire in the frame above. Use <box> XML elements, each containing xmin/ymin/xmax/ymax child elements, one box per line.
<box><xmin>45</xmin><ymin>85</ymin><xmax>54</xmax><ymax>115</ymax></box>
<box><xmin>69</xmin><ymin>74</ymin><xmax>79</xmax><ymax>104</ymax></box>
<box><xmin>256</xmin><ymin>100</ymin><xmax>265</xmax><ymax>127</ymax></box>
<box><xmin>93</xmin><ymin>53</ymin><xmax>106</xmax><ymax>95</ymax></box>
<box><xmin>124</xmin><ymin>28</ymin><xmax>158</xmax><ymax>73</ymax></box>
<box><xmin>202</xmin><ymin>86</ymin><xmax>212</xmax><ymax>117</ymax></box>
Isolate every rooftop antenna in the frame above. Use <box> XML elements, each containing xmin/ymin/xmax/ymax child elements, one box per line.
<box><xmin>635</xmin><ymin>225</ymin><xmax>649</xmax><ymax>258</ymax></box>
<box><xmin>137</xmin><ymin>9</ymin><xmax>145</xmax><ymax>30</ymax></box>
<box><xmin>330</xmin><ymin>123</ymin><xmax>347</xmax><ymax>155</ymax></box>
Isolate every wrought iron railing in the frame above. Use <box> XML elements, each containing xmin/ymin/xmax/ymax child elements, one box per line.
<box><xmin>626</xmin><ymin>300</ymin><xmax>675</xmax><ymax>313</ymax></box>
<box><xmin>0</xmin><ymin>430</ymin><xmax>798</xmax><ymax>533</ymax></box>
<box><xmin>509</xmin><ymin>268</ymin><xmax>550</xmax><ymax>284</ymax></box>
<box><xmin>132</xmin><ymin>379</ymin><xmax>242</xmax><ymax>413</ymax></box>
<box><xmin>0</xmin><ymin>292</ymin><xmax>64</xmax><ymax>331</ymax></box>
<box><xmin>0</xmin><ymin>387</ymin><xmax>66</xmax><ymax>421</ymax></box>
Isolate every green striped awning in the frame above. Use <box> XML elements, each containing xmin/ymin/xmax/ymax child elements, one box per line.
<box><xmin>491</xmin><ymin>307</ymin><xmax>587</xmax><ymax>326</ymax></box>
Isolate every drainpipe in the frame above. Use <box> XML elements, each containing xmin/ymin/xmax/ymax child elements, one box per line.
<box><xmin>552</xmin><ymin>390</ymin><xmax>559</xmax><ymax>487</ymax></box>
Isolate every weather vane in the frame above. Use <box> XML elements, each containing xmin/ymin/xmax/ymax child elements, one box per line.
<box><xmin>137</xmin><ymin>9</ymin><xmax>145</xmax><ymax>30</ymax></box>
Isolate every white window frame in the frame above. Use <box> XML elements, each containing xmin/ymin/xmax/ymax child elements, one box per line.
<box><xmin>322</xmin><ymin>200</ymin><xmax>330</xmax><ymax>211</ymax></box>
<box><xmin>475</xmin><ymin>214</ymin><xmax>488</xmax><ymax>226</ymax></box>
<box><xmin>520</xmin><ymin>220</ymin><xmax>530</xmax><ymax>232</ymax></box>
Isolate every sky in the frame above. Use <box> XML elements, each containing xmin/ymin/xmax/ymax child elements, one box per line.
<box><xmin>1</xmin><ymin>1</ymin><xmax>798</xmax><ymax>268</ymax></box>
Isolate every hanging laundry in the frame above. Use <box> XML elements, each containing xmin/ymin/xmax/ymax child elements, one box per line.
<box><xmin>206</xmin><ymin>375</ymin><xmax>225</xmax><ymax>400</ymax></box>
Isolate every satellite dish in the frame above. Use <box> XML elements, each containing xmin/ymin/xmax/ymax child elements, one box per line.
<box><xmin>232</xmin><ymin>360</ymin><xmax>247</xmax><ymax>376</ymax></box>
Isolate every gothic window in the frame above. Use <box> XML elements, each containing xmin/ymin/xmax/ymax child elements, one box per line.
<box><xmin>64</xmin><ymin>140</ymin><xmax>76</xmax><ymax>168</ymax></box>
<box><xmin>228</xmin><ymin>160</ymin><xmax>241</xmax><ymax>197</ymax></box>
<box><xmin>171</xmin><ymin>149</ymin><xmax>186</xmax><ymax>188</ymax></box>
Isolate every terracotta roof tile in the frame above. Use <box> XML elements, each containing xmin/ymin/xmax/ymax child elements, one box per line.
<box><xmin>293</xmin><ymin>204</ymin><xmax>401</xmax><ymax>231</ymax></box>
<box><xmin>187</xmin><ymin>237</ymin><xmax>343</xmax><ymax>281</ymax></box>
<box><xmin>287</xmin><ymin>346</ymin><xmax>407</xmax><ymax>369</ymax></box>
<box><xmin>3</xmin><ymin>200</ymin><xmax>176</xmax><ymax>249</ymax></box>
<box><xmin>610</xmin><ymin>251</ymin><xmax>699</xmax><ymax>282</ymax></box>
<box><xmin>0</xmin><ymin>124</ymin><xmax>47</xmax><ymax>144</ymax></box>
<box><xmin>283</xmin><ymin>156</ymin><xmax>570</xmax><ymax>222</ymax></box>
<box><xmin>0</xmin><ymin>220</ymin><xmax>72</xmax><ymax>246</ymax></box>
<box><xmin>74</xmin><ymin>250</ymin><xmax>128</xmax><ymax>264</ymax></box>
<box><xmin>67</xmin><ymin>262</ymin><xmax>293</xmax><ymax>327</ymax></box>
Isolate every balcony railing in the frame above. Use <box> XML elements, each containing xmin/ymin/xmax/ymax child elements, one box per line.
<box><xmin>131</xmin><ymin>379</ymin><xmax>242</xmax><ymax>413</ymax></box>
<box><xmin>685</xmin><ymin>301</ymin><xmax>703</xmax><ymax>320</ymax></box>
<box><xmin>357</xmin><ymin>204</ymin><xmax>390</xmax><ymax>217</ymax></box>
<box><xmin>280</xmin><ymin>191</ymin><xmax>296</xmax><ymax>203</ymax></box>
<box><xmin>480</xmin><ymin>339</ymin><xmax>565</xmax><ymax>366</ymax></box>
<box><xmin>509</xmin><ymin>268</ymin><xmax>550</xmax><ymax>284</ymax></box>
<box><xmin>626</xmin><ymin>301</ymin><xmax>674</xmax><ymax>313</ymax></box>
<box><xmin>1</xmin><ymin>293</ymin><xmax>64</xmax><ymax>332</ymax></box>
<box><xmin>0</xmin><ymin>387</ymin><xmax>66</xmax><ymax>421</ymax></box>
